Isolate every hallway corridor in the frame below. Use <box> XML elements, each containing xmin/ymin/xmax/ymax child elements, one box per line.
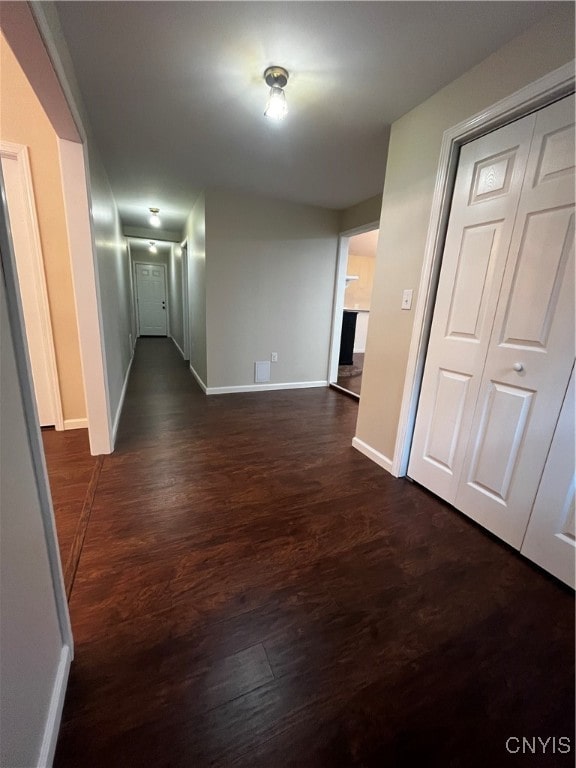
<box><xmin>54</xmin><ymin>339</ymin><xmax>574</xmax><ymax>767</ymax></box>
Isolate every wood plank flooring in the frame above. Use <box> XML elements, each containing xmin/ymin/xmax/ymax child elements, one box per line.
<box><xmin>41</xmin><ymin>428</ymin><xmax>102</xmax><ymax>598</ymax></box>
<box><xmin>54</xmin><ymin>338</ymin><xmax>574</xmax><ymax>768</ymax></box>
<box><xmin>336</xmin><ymin>352</ymin><xmax>364</xmax><ymax>397</ymax></box>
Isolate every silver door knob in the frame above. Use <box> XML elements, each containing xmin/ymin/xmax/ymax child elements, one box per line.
<box><xmin>513</xmin><ymin>362</ymin><xmax>524</xmax><ymax>372</ymax></box>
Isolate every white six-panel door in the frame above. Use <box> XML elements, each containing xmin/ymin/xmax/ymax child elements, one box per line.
<box><xmin>135</xmin><ymin>263</ymin><xmax>168</xmax><ymax>336</ymax></box>
<box><xmin>409</xmin><ymin>95</ymin><xmax>575</xmax><ymax>568</ymax></box>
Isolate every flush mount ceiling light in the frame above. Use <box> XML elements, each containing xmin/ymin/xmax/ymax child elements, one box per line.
<box><xmin>149</xmin><ymin>241</ymin><xmax>158</xmax><ymax>254</ymax></box>
<box><xmin>149</xmin><ymin>207</ymin><xmax>161</xmax><ymax>227</ymax></box>
<box><xmin>264</xmin><ymin>66</ymin><xmax>289</xmax><ymax>121</ymax></box>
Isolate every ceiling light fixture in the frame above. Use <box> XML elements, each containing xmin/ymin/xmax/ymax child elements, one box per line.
<box><xmin>264</xmin><ymin>66</ymin><xmax>289</xmax><ymax>121</ymax></box>
<box><xmin>149</xmin><ymin>241</ymin><xmax>158</xmax><ymax>254</ymax></box>
<box><xmin>149</xmin><ymin>207</ymin><xmax>161</xmax><ymax>227</ymax></box>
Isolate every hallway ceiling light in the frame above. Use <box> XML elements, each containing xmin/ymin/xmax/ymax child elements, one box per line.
<box><xmin>149</xmin><ymin>241</ymin><xmax>157</xmax><ymax>254</ymax></box>
<box><xmin>264</xmin><ymin>66</ymin><xmax>288</xmax><ymax>121</ymax></box>
<box><xmin>149</xmin><ymin>207</ymin><xmax>161</xmax><ymax>227</ymax></box>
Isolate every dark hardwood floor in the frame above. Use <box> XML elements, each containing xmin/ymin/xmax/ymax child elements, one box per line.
<box><xmin>54</xmin><ymin>338</ymin><xmax>574</xmax><ymax>768</ymax></box>
<box><xmin>42</xmin><ymin>428</ymin><xmax>102</xmax><ymax>598</ymax></box>
<box><xmin>336</xmin><ymin>352</ymin><xmax>364</xmax><ymax>397</ymax></box>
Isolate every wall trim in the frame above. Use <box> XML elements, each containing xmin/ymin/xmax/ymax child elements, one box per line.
<box><xmin>63</xmin><ymin>418</ymin><xmax>88</xmax><ymax>430</ymax></box>
<box><xmin>392</xmin><ymin>60</ymin><xmax>576</xmax><ymax>478</ymax></box>
<box><xmin>352</xmin><ymin>436</ymin><xmax>395</xmax><ymax>475</ymax></box>
<box><xmin>171</xmin><ymin>336</ymin><xmax>185</xmax><ymax>359</ymax></box>
<box><xmin>206</xmin><ymin>380</ymin><xmax>328</xmax><ymax>395</ymax></box>
<box><xmin>180</xmin><ymin>239</ymin><xmax>190</xmax><ymax>360</ymax></box>
<box><xmin>189</xmin><ymin>363</ymin><xmax>208</xmax><ymax>393</ymax></box>
<box><xmin>37</xmin><ymin>644</ymin><xmax>72</xmax><ymax>768</ymax></box>
<box><xmin>112</xmin><ymin>352</ymin><xmax>134</xmax><ymax>447</ymax></box>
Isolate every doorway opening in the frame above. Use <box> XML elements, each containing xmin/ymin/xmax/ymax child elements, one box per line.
<box><xmin>329</xmin><ymin>225</ymin><xmax>379</xmax><ymax>400</ymax></box>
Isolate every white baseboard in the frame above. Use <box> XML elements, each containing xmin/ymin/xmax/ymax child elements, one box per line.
<box><xmin>38</xmin><ymin>644</ymin><xmax>72</xmax><ymax>768</ymax></box>
<box><xmin>206</xmin><ymin>380</ymin><xmax>328</xmax><ymax>395</ymax></box>
<box><xmin>63</xmin><ymin>418</ymin><xmax>88</xmax><ymax>430</ymax></box>
<box><xmin>112</xmin><ymin>353</ymin><xmax>134</xmax><ymax>447</ymax></box>
<box><xmin>352</xmin><ymin>436</ymin><xmax>396</xmax><ymax>476</ymax></box>
<box><xmin>189</xmin><ymin>363</ymin><xmax>207</xmax><ymax>393</ymax></box>
<box><xmin>171</xmin><ymin>336</ymin><xmax>185</xmax><ymax>359</ymax></box>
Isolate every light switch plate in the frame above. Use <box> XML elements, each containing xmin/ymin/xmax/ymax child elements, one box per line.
<box><xmin>401</xmin><ymin>289</ymin><xmax>413</xmax><ymax>310</ymax></box>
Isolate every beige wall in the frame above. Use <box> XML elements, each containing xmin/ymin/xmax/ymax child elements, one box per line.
<box><xmin>0</xmin><ymin>33</ymin><xmax>86</xmax><ymax>423</ymax></box>
<box><xmin>186</xmin><ymin>193</ymin><xmax>207</xmax><ymax>385</ymax></box>
<box><xmin>339</xmin><ymin>193</ymin><xmax>383</xmax><ymax>233</ymax></box>
<box><xmin>356</xmin><ymin>6</ymin><xmax>575</xmax><ymax>463</ymax></box>
<box><xmin>206</xmin><ymin>189</ymin><xmax>339</xmax><ymax>389</ymax></box>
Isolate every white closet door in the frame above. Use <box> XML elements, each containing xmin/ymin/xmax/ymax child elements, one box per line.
<box><xmin>407</xmin><ymin>113</ymin><xmax>536</xmax><ymax>502</ymax></box>
<box><xmin>454</xmin><ymin>95</ymin><xmax>575</xmax><ymax>548</ymax></box>
<box><xmin>521</xmin><ymin>368</ymin><xmax>575</xmax><ymax>588</ymax></box>
<box><xmin>409</xmin><ymin>94</ymin><xmax>575</xmax><ymax>562</ymax></box>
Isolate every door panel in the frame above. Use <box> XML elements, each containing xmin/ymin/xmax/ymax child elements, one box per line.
<box><xmin>408</xmin><ymin>112</ymin><xmax>537</xmax><ymax>502</ymax></box>
<box><xmin>500</xmin><ymin>207</ymin><xmax>573</xmax><ymax>348</ymax></box>
<box><xmin>136</xmin><ymin>263</ymin><xmax>167</xmax><ymax>336</ymax></box>
<box><xmin>445</xmin><ymin>223</ymin><xmax>502</xmax><ymax>340</ymax></box>
<box><xmin>521</xmin><ymin>368</ymin><xmax>575</xmax><ymax>588</ymax></box>
<box><xmin>465</xmin><ymin>381</ymin><xmax>534</xmax><ymax>504</ymax></box>
<box><xmin>424</xmin><ymin>369</ymin><xmax>471</xmax><ymax>473</ymax></box>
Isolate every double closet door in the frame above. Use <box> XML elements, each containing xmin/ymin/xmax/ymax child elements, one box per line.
<box><xmin>408</xmin><ymin>95</ymin><xmax>575</xmax><ymax>583</ymax></box>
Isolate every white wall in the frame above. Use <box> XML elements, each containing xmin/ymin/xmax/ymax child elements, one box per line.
<box><xmin>0</xmin><ymin>263</ymin><xmax>70</xmax><ymax>767</ymax></box>
<box><xmin>356</xmin><ymin>6</ymin><xmax>576</xmax><ymax>464</ymax></box>
<box><xmin>168</xmin><ymin>243</ymin><xmax>184</xmax><ymax>355</ymax></box>
<box><xmin>186</xmin><ymin>193</ymin><xmax>207</xmax><ymax>386</ymax></box>
<box><xmin>87</xmin><ymin>146</ymin><xmax>132</xmax><ymax>433</ymax></box>
<box><xmin>205</xmin><ymin>189</ymin><xmax>339</xmax><ymax>390</ymax></box>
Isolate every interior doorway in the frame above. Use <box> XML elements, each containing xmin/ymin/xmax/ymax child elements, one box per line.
<box><xmin>329</xmin><ymin>226</ymin><xmax>379</xmax><ymax>400</ymax></box>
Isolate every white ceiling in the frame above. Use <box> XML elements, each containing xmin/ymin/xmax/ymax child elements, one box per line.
<box><xmin>55</xmin><ymin>1</ymin><xmax>563</xmax><ymax>237</ymax></box>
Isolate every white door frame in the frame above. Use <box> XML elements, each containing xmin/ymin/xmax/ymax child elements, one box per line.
<box><xmin>393</xmin><ymin>60</ymin><xmax>575</xmax><ymax>478</ymax></box>
<box><xmin>1</xmin><ymin>141</ymin><xmax>64</xmax><ymax>431</ymax></box>
<box><xmin>328</xmin><ymin>221</ymin><xmax>380</xmax><ymax>387</ymax></box>
<box><xmin>58</xmin><ymin>139</ymin><xmax>113</xmax><ymax>454</ymax></box>
<box><xmin>133</xmin><ymin>261</ymin><xmax>169</xmax><ymax>337</ymax></box>
<box><xmin>181</xmin><ymin>239</ymin><xmax>190</xmax><ymax>360</ymax></box>
<box><xmin>126</xmin><ymin>242</ymin><xmax>137</xmax><ymax>352</ymax></box>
